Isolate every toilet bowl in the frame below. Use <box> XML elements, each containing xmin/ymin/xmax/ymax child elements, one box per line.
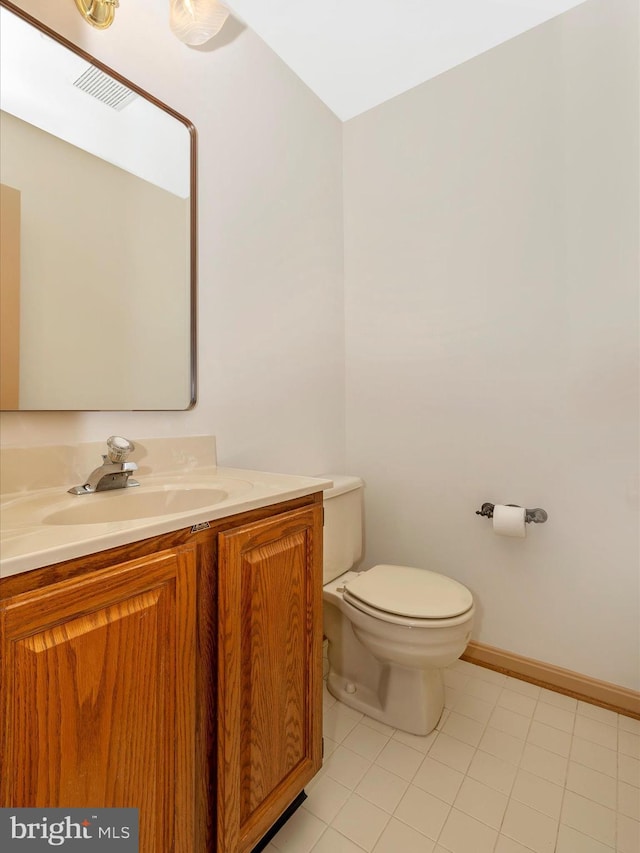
<box><xmin>322</xmin><ymin>477</ymin><xmax>474</xmax><ymax>735</ymax></box>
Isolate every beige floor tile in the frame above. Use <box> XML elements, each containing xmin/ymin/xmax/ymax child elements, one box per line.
<box><xmin>393</xmin><ymin>784</ymin><xmax>450</xmax><ymax>841</ymax></box>
<box><xmin>555</xmin><ymin>823</ymin><xmax>614</xmax><ymax>853</ymax></box>
<box><xmin>323</xmin><ymin>703</ymin><xmax>365</xmax><ymax>743</ymax></box>
<box><xmin>511</xmin><ymin>768</ymin><xmax>564</xmax><ymax>819</ymax></box>
<box><xmin>372</xmin><ymin>817</ymin><xmax>436</xmax><ymax>853</ymax></box>
<box><xmin>450</xmin><ymin>659</ymin><xmax>480</xmax><ymax>677</ymax></box>
<box><xmin>560</xmin><ymin>790</ymin><xmax>616</xmax><ymax>848</ymax></box>
<box><xmin>323</xmin><ymin>745</ymin><xmax>372</xmax><ymax>789</ymax></box>
<box><xmin>478</xmin><ymin>726</ymin><xmax>525</xmax><ymax>765</ymax></box>
<box><xmin>532</xmin><ymin>701</ymin><xmax>575</xmax><ymax>734</ymax></box>
<box><xmin>619</xmin><ymin>728</ymin><xmax>640</xmax><ymax>759</ymax></box>
<box><xmin>311</xmin><ymin>827</ymin><xmax>368</xmax><ymax>853</ymax></box>
<box><xmin>569</xmin><ymin>735</ymin><xmax>617</xmax><ymax>778</ymax></box>
<box><xmin>360</xmin><ymin>716</ymin><xmax>396</xmax><ymax>737</ymax></box>
<box><xmin>374</xmin><ymin>738</ymin><xmax>424</xmax><ymax>781</ymax></box>
<box><xmin>618</xmin><ymin>753</ymin><xmax>640</xmax><ymax>788</ymax></box>
<box><xmin>453</xmin><ymin>693</ymin><xmax>495</xmax><ymax>725</ymax></box>
<box><xmin>501</xmin><ymin>799</ymin><xmax>558</xmax><ymax>853</ymax></box>
<box><xmin>573</xmin><ymin>715</ymin><xmax>618</xmax><ymax>751</ymax></box>
<box><xmin>565</xmin><ymin>761</ymin><xmax>616</xmax><ymax>810</ymax></box>
<box><xmin>464</xmin><ymin>676</ymin><xmax>504</xmax><ymax>705</ymax></box>
<box><xmin>412</xmin><ymin>755</ymin><xmax>465</xmax><ymax>804</ymax></box>
<box><xmin>436</xmin><ymin>709</ymin><xmax>450</xmax><ymax>731</ymax></box>
<box><xmin>322</xmin><ymin>683</ymin><xmax>337</xmax><ymax>711</ymax></box>
<box><xmin>465</xmin><ymin>664</ymin><xmax>507</xmax><ymax>686</ymax></box>
<box><xmin>304</xmin><ymin>775</ymin><xmax>352</xmax><ymax>823</ymax></box>
<box><xmin>322</xmin><ymin>736</ymin><xmax>338</xmax><ymax>760</ymax></box>
<box><xmin>526</xmin><ymin>720</ymin><xmax>572</xmax><ymax>757</ymax></box>
<box><xmin>503</xmin><ymin>677</ymin><xmax>541</xmax><ymax>700</ymax></box>
<box><xmin>331</xmin><ymin>793</ymin><xmax>390</xmax><ymax>852</ymax></box>
<box><xmin>619</xmin><ymin>715</ymin><xmax>640</xmax><ymax>735</ymax></box>
<box><xmin>427</xmin><ymin>732</ymin><xmax>475</xmax><ymax>773</ymax></box>
<box><xmin>617</xmin><ymin>813</ymin><xmax>640</xmax><ymax>853</ymax></box>
<box><xmin>495</xmin><ymin>834</ymin><xmax>540</xmax><ymax>853</ymax></box>
<box><xmin>342</xmin><ymin>722</ymin><xmax>390</xmax><ymax>761</ymax></box>
<box><xmin>441</xmin><ymin>710</ymin><xmax>485</xmax><ymax>747</ymax></box>
<box><xmin>452</xmin><ymin>776</ymin><xmax>507</xmax><ymax>828</ymax></box>
<box><xmin>437</xmin><ymin>808</ymin><xmax>498</xmax><ymax>853</ymax></box>
<box><xmin>576</xmin><ymin>701</ymin><xmax>618</xmax><ymax>727</ymax></box>
<box><xmin>519</xmin><ymin>742</ymin><xmax>568</xmax><ymax>786</ymax></box>
<box><xmin>618</xmin><ymin>780</ymin><xmax>640</xmax><ymax>820</ymax></box>
<box><xmin>497</xmin><ymin>689</ymin><xmax>537</xmax><ymax>718</ymax></box>
<box><xmin>444</xmin><ymin>685</ymin><xmax>462</xmax><ymax>710</ymax></box>
<box><xmin>538</xmin><ymin>688</ymin><xmax>577</xmax><ymax>712</ymax></box>
<box><xmin>392</xmin><ymin>727</ymin><xmax>438</xmax><ymax>754</ymax></box>
<box><xmin>467</xmin><ymin>748</ymin><xmax>518</xmax><ymax>795</ymax></box>
<box><xmin>354</xmin><ymin>763</ymin><xmax>409</xmax><ymax>813</ymax></box>
<box><xmin>443</xmin><ymin>668</ymin><xmax>471</xmax><ymax>692</ymax></box>
<box><xmin>489</xmin><ymin>706</ymin><xmax>531</xmax><ymax>740</ymax></box>
<box><xmin>271</xmin><ymin>807</ymin><xmax>327</xmax><ymax>853</ymax></box>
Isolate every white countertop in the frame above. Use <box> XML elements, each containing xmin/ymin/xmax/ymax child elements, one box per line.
<box><xmin>0</xmin><ymin>461</ymin><xmax>331</xmax><ymax>580</ymax></box>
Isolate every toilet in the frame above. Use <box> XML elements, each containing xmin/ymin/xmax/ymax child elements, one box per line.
<box><xmin>323</xmin><ymin>476</ymin><xmax>475</xmax><ymax>735</ymax></box>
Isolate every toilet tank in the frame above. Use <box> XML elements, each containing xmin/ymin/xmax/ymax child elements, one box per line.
<box><xmin>322</xmin><ymin>475</ymin><xmax>364</xmax><ymax>584</ymax></box>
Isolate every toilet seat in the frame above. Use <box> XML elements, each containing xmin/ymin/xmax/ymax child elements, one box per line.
<box><xmin>343</xmin><ymin>564</ymin><xmax>473</xmax><ymax>621</ymax></box>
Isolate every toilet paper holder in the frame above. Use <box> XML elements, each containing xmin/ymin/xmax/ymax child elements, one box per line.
<box><xmin>475</xmin><ymin>503</ymin><xmax>548</xmax><ymax>524</ymax></box>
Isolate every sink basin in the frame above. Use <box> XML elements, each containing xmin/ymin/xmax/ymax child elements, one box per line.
<box><xmin>42</xmin><ymin>486</ymin><xmax>228</xmax><ymax>525</ymax></box>
<box><xmin>1</xmin><ymin>481</ymin><xmax>245</xmax><ymax>529</ymax></box>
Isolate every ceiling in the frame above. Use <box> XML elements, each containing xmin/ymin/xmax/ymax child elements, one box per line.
<box><xmin>224</xmin><ymin>0</ymin><xmax>588</xmax><ymax>121</ymax></box>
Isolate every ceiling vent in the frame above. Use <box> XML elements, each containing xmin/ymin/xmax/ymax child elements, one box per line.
<box><xmin>73</xmin><ymin>65</ymin><xmax>137</xmax><ymax>110</ymax></box>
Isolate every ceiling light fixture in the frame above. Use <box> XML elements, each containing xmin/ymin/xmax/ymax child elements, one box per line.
<box><xmin>74</xmin><ymin>1</ymin><xmax>231</xmax><ymax>45</ymax></box>
<box><xmin>74</xmin><ymin>0</ymin><xmax>119</xmax><ymax>30</ymax></box>
<box><xmin>169</xmin><ymin>0</ymin><xmax>230</xmax><ymax>46</ymax></box>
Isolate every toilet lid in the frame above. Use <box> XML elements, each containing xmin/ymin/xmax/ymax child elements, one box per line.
<box><xmin>344</xmin><ymin>564</ymin><xmax>473</xmax><ymax>619</ymax></box>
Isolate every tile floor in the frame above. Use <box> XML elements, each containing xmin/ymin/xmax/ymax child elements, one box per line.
<box><xmin>266</xmin><ymin>658</ymin><xmax>640</xmax><ymax>853</ymax></box>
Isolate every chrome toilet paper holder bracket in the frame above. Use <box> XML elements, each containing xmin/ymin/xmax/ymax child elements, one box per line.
<box><xmin>475</xmin><ymin>503</ymin><xmax>548</xmax><ymax>524</ymax></box>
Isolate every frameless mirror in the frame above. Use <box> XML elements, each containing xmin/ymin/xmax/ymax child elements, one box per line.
<box><xmin>0</xmin><ymin>1</ymin><xmax>196</xmax><ymax>410</ymax></box>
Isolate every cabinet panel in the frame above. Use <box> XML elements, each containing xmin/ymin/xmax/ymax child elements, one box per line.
<box><xmin>0</xmin><ymin>548</ymin><xmax>196</xmax><ymax>853</ymax></box>
<box><xmin>217</xmin><ymin>506</ymin><xmax>323</xmax><ymax>853</ymax></box>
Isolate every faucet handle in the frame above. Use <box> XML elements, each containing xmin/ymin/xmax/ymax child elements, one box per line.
<box><xmin>106</xmin><ymin>435</ymin><xmax>135</xmax><ymax>463</ymax></box>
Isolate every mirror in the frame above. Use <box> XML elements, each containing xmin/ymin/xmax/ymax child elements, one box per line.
<box><xmin>0</xmin><ymin>1</ymin><xmax>196</xmax><ymax>411</ymax></box>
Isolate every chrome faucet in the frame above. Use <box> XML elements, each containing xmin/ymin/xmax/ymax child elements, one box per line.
<box><xmin>68</xmin><ymin>436</ymin><xmax>140</xmax><ymax>495</ymax></box>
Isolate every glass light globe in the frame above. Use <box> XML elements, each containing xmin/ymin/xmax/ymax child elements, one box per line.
<box><xmin>170</xmin><ymin>0</ymin><xmax>229</xmax><ymax>46</ymax></box>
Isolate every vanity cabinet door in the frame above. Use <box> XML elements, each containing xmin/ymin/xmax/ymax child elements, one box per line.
<box><xmin>0</xmin><ymin>546</ymin><xmax>197</xmax><ymax>853</ymax></box>
<box><xmin>217</xmin><ymin>505</ymin><xmax>323</xmax><ymax>853</ymax></box>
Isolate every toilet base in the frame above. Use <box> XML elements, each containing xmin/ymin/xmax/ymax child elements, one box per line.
<box><xmin>327</xmin><ymin>663</ymin><xmax>445</xmax><ymax>736</ymax></box>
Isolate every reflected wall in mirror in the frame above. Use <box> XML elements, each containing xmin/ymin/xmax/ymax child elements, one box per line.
<box><xmin>0</xmin><ymin>1</ymin><xmax>197</xmax><ymax>410</ymax></box>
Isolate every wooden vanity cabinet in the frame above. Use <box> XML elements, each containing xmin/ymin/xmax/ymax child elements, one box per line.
<box><xmin>217</xmin><ymin>505</ymin><xmax>324</xmax><ymax>853</ymax></box>
<box><xmin>0</xmin><ymin>545</ymin><xmax>198</xmax><ymax>852</ymax></box>
<box><xmin>0</xmin><ymin>493</ymin><xmax>323</xmax><ymax>853</ymax></box>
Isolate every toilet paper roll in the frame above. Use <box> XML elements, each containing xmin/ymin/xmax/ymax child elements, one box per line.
<box><xmin>493</xmin><ymin>504</ymin><xmax>526</xmax><ymax>538</ymax></box>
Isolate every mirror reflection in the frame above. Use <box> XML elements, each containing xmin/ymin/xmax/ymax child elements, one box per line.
<box><xmin>0</xmin><ymin>3</ymin><xmax>196</xmax><ymax>410</ymax></box>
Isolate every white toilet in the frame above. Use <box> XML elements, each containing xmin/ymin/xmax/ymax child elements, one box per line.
<box><xmin>323</xmin><ymin>476</ymin><xmax>475</xmax><ymax>735</ymax></box>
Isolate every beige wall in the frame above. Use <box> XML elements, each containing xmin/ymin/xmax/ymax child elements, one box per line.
<box><xmin>1</xmin><ymin>111</ymin><xmax>190</xmax><ymax>409</ymax></box>
<box><xmin>343</xmin><ymin>0</ymin><xmax>639</xmax><ymax>689</ymax></box>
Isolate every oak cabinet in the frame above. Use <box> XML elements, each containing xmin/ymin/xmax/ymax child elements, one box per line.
<box><xmin>0</xmin><ymin>546</ymin><xmax>197</xmax><ymax>852</ymax></box>
<box><xmin>0</xmin><ymin>494</ymin><xmax>323</xmax><ymax>853</ymax></box>
<box><xmin>217</xmin><ymin>506</ymin><xmax>323</xmax><ymax>853</ymax></box>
